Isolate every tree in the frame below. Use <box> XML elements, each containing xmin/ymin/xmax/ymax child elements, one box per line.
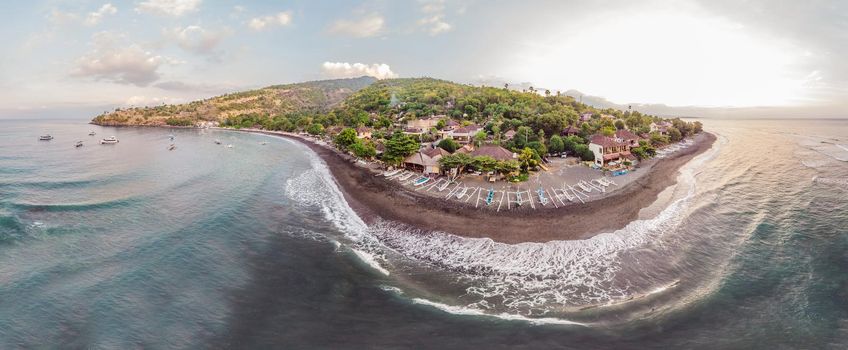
<box><xmin>473</xmin><ymin>130</ymin><xmax>487</xmax><ymax>146</ymax></box>
<box><xmin>472</xmin><ymin>156</ymin><xmax>498</xmax><ymax>173</ymax></box>
<box><xmin>549</xmin><ymin>135</ymin><xmax>564</xmax><ymax>154</ymax></box>
<box><xmin>614</xmin><ymin>120</ymin><xmax>625</xmax><ymax>130</ymax></box>
<box><xmin>436</xmin><ymin>119</ymin><xmax>446</xmax><ymax>130</ymax></box>
<box><xmin>574</xmin><ymin>144</ymin><xmax>594</xmax><ymax>161</ymax></box>
<box><xmin>334</xmin><ymin>128</ymin><xmax>357</xmax><ymax>150</ymax></box>
<box><xmin>350</xmin><ymin>140</ymin><xmax>376</xmax><ymax>159</ymax></box>
<box><xmin>439</xmin><ymin>153</ymin><xmax>474</xmax><ymax>176</ymax></box>
<box><xmin>631</xmin><ymin>147</ymin><xmax>648</xmax><ymax>160</ymax></box>
<box><xmin>650</xmin><ymin>132</ymin><xmax>670</xmax><ymax>146</ymax></box>
<box><xmin>518</xmin><ymin>147</ymin><xmax>540</xmax><ymax>171</ymax></box>
<box><xmin>601</xmin><ymin>126</ymin><xmax>616</xmax><ymax>136</ymax></box>
<box><xmin>693</xmin><ymin>121</ymin><xmax>703</xmax><ymax>134</ymax></box>
<box><xmin>528</xmin><ymin>141</ymin><xmax>547</xmax><ymax>157</ymax></box>
<box><xmin>306</xmin><ymin>123</ymin><xmax>324</xmax><ymax>135</ymax></box>
<box><xmin>382</xmin><ymin>132</ymin><xmax>420</xmax><ymax>165</ymax></box>
<box><xmin>437</xmin><ymin>138</ymin><xmax>459</xmax><ymax>153</ymax></box>
<box><xmin>667</xmin><ymin>126</ymin><xmax>683</xmax><ymax>142</ymax></box>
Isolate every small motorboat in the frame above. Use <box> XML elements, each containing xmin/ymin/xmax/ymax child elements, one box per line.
<box><xmin>74</xmin><ymin>141</ymin><xmax>84</xmax><ymax>148</ymax></box>
<box><xmin>168</xmin><ymin>134</ymin><xmax>175</xmax><ymax>140</ymax></box>
<box><xmin>100</xmin><ymin>136</ymin><xmax>119</xmax><ymax>144</ymax></box>
<box><xmin>260</xmin><ymin>141</ymin><xmax>267</xmax><ymax>145</ymax></box>
<box><xmin>226</xmin><ymin>144</ymin><xmax>233</xmax><ymax>148</ymax></box>
<box><xmin>88</xmin><ymin>131</ymin><xmax>96</xmax><ymax>136</ymax></box>
<box><xmin>168</xmin><ymin>144</ymin><xmax>176</xmax><ymax>151</ymax></box>
<box><xmin>214</xmin><ymin>140</ymin><xmax>222</xmax><ymax>145</ymax></box>
<box><xmin>39</xmin><ymin>135</ymin><xmax>53</xmax><ymax>141</ymax></box>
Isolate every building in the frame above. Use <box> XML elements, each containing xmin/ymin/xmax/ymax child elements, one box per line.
<box><xmin>402</xmin><ymin>127</ymin><xmax>425</xmax><ymax>137</ymax></box>
<box><xmin>356</xmin><ymin>126</ymin><xmax>372</xmax><ymax>139</ymax></box>
<box><xmin>470</xmin><ymin>145</ymin><xmax>517</xmax><ymax>161</ymax></box>
<box><xmin>449</xmin><ymin>124</ymin><xmax>481</xmax><ymax>144</ymax></box>
<box><xmin>443</xmin><ymin>119</ymin><xmax>460</xmax><ymax>131</ymax></box>
<box><xmin>562</xmin><ymin>125</ymin><xmax>580</xmax><ymax>137</ymax></box>
<box><xmin>588</xmin><ymin>134</ymin><xmax>632</xmax><ymax>167</ymax></box>
<box><xmin>504</xmin><ymin>129</ymin><xmax>516</xmax><ymax>140</ymax></box>
<box><xmin>614</xmin><ymin>129</ymin><xmax>641</xmax><ymax>147</ymax></box>
<box><xmin>580</xmin><ymin>112</ymin><xmax>593</xmax><ymax>122</ymax></box>
<box><xmin>404</xmin><ymin>147</ymin><xmax>450</xmax><ymax>174</ymax></box>
<box><xmin>406</xmin><ymin>115</ymin><xmax>445</xmax><ymax>130</ymax></box>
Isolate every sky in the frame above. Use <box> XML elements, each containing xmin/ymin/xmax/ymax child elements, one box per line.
<box><xmin>1</xmin><ymin>0</ymin><xmax>845</xmax><ymax>118</ymax></box>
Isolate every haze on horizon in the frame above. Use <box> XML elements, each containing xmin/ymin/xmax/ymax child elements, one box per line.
<box><xmin>0</xmin><ymin>0</ymin><xmax>845</xmax><ymax>119</ymax></box>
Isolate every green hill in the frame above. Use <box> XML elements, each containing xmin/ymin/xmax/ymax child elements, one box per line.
<box><xmin>90</xmin><ymin>76</ymin><xmax>378</xmax><ymax>126</ymax></box>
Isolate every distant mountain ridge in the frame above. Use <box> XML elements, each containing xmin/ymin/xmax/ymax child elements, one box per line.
<box><xmin>91</xmin><ymin>76</ymin><xmax>378</xmax><ymax>126</ymax></box>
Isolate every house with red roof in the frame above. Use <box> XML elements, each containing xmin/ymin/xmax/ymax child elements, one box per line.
<box><xmin>614</xmin><ymin>129</ymin><xmax>640</xmax><ymax>147</ymax></box>
<box><xmin>588</xmin><ymin>134</ymin><xmax>633</xmax><ymax>167</ymax></box>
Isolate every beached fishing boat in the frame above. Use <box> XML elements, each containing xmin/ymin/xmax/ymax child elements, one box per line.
<box><xmin>382</xmin><ymin>169</ymin><xmax>401</xmax><ymax>177</ymax></box>
<box><xmin>455</xmin><ymin>187</ymin><xmax>468</xmax><ymax>199</ymax></box>
<box><xmin>100</xmin><ymin>136</ymin><xmax>119</xmax><ymax>144</ymax></box>
<box><xmin>538</xmin><ymin>187</ymin><xmax>548</xmax><ymax>205</ymax></box>
<box><xmin>577</xmin><ymin>181</ymin><xmax>592</xmax><ymax>192</ymax></box>
<box><xmin>438</xmin><ymin>180</ymin><xmax>452</xmax><ymax>192</ymax></box>
<box><xmin>39</xmin><ymin>135</ymin><xmax>53</xmax><ymax>141</ymax></box>
<box><xmin>397</xmin><ymin>173</ymin><xmax>414</xmax><ymax>181</ymax></box>
<box><xmin>486</xmin><ymin>188</ymin><xmax>495</xmax><ymax>205</ymax></box>
<box><xmin>414</xmin><ymin>177</ymin><xmax>430</xmax><ymax>186</ymax></box>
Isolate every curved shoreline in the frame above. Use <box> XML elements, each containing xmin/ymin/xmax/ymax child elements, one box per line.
<box><xmin>242</xmin><ymin>128</ymin><xmax>716</xmax><ymax>244</ymax></box>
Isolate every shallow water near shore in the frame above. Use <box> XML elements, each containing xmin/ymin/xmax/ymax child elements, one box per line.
<box><xmin>1</xmin><ymin>118</ymin><xmax>847</xmax><ymax>348</ymax></box>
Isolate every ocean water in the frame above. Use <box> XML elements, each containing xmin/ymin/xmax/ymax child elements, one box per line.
<box><xmin>0</xmin><ymin>118</ymin><xmax>846</xmax><ymax>349</ymax></box>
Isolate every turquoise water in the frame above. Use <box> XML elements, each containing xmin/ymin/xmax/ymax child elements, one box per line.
<box><xmin>0</xmin><ymin>118</ymin><xmax>846</xmax><ymax>348</ymax></box>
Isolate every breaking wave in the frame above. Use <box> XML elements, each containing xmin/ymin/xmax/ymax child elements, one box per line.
<box><xmin>284</xmin><ymin>136</ymin><xmax>721</xmax><ymax>317</ymax></box>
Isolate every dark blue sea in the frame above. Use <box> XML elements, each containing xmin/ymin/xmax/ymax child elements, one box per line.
<box><xmin>0</xmin><ymin>118</ymin><xmax>846</xmax><ymax>349</ymax></box>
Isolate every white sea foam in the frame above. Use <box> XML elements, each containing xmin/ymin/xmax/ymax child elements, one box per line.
<box><xmin>352</xmin><ymin>248</ymin><xmax>390</xmax><ymax>276</ymax></box>
<box><xmin>410</xmin><ymin>298</ymin><xmax>586</xmax><ymax>326</ymax></box>
<box><xmin>283</xmin><ymin>134</ymin><xmax>722</xmax><ymax>314</ymax></box>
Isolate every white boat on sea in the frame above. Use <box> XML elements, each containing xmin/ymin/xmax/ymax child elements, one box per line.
<box><xmin>100</xmin><ymin>136</ymin><xmax>119</xmax><ymax>144</ymax></box>
<box><xmin>39</xmin><ymin>135</ymin><xmax>53</xmax><ymax>141</ymax></box>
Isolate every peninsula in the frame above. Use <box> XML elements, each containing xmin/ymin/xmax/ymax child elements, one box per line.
<box><xmin>93</xmin><ymin>77</ymin><xmax>713</xmax><ymax>243</ymax></box>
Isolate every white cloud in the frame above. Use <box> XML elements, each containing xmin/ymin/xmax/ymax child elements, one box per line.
<box><xmin>416</xmin><ymin>1</ymin><xmax>452</xmax><ymax>35</ymax></box>
<box><xmin>418</xmin><ymin>15</ymin><xmax>452</xmax><ymax>35</ymax></box>
<box><xmin>164</xmin><ymin>25</ymin><xmax>230</xmax><ymax>55</ymax></box>
<box><xmin>125</xmin><ymin>95</ymin><xmax>184</xmax><ymax>106</ymax></box>
<box><xmin>72</xmin><ymin>32</ymin><xmax>176</xmax><ymax>86</ymax></box>
<box><xmin>248</xmin><ymin>12</ymin><xmax>293</xmax><ymax>31</ymax></box>
<box><xmin>327</xmin><ymin>14</ymin><xmax>384</xmax><ymax>38</ymax></box>
<box><xmin>47</xmin><ymin>9</ymin><xmax>80</xmax><ymax>25</ymax></box>
<box><xmin>321</xmin><ymin>62</ymin><xmax>398</xmax><ymax>80</ymax></box>
<box><xmin>135</xmin><ymin>0</ymin><xmax>201</xmax><ymax>17</ymax></box>
<box><xmin>85</xmin><ymin>3</ymin><xmax>117</xmax><ymax>26</ymax></box>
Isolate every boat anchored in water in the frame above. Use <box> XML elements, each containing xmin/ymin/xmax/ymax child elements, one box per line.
<box><xmin>214</xmin><ymin>139</ymin><xmax>222</xmax><ymax>145</ymax></box>
<box><xmin>75</xmin><ymin>141</ymin><xmax>83</xmax><ymax>148</ymax></box>
<box><xmin>88</xmin><ymin>131</ymin><xmax>96</xmax><ymax>136</ymax></box>
<box><xmin>226</xmin><ymin>144</ymin><xmax>233</xmax><ymax>148</ymax></box>
<box><xmin>100</xmin><ymin>136</ymin><xmax>119</xmax><ymax>144</ymax></box>
<box><xmin>39</xmin><ymin>135</ymin><xmax>53</xmax><ymax>141</ymax></box>
<box><xmin>168</xmin><ymin>144</ymin><xmax>176</xmax><ymax>151</ymax></box>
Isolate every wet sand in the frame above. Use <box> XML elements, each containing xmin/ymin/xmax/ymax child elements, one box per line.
<box><xmin>249</xmin><ymin>129</ymin><xmax>716</xmax><ymax>244</ymax></box>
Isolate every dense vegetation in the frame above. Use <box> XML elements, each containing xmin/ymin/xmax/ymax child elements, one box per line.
<box><xmin>92</xmin><ymin>76</ymin><xmax>703</xmax><ymax>175</ymax></box>
<box><xmin>91</xmin><ymin>76</ymin><xmax>377</xmax><ymax>127</ymax></box>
